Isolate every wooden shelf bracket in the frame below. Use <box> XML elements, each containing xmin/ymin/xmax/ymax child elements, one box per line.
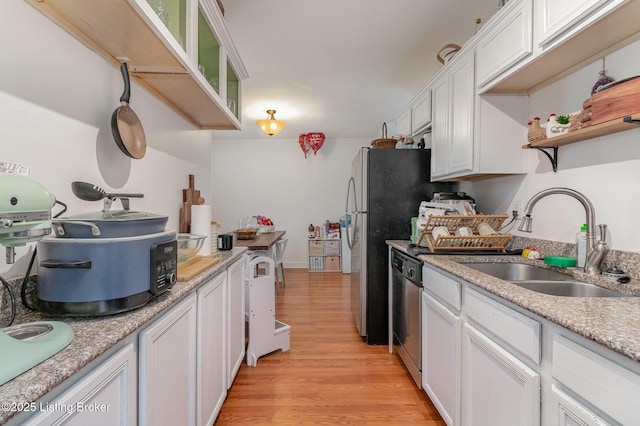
<box><xmin>623</xmin><ymin>116</ymin><xmax>640</xmax><ymax>126</ymax></box>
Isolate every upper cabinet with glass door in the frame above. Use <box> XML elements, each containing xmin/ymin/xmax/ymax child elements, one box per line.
<box><xmin>227</xmin><ymin>62</ymin><xmax>240</xmax><ymax>120</ymax></box>
<box><xmin>147</xmin><ymin>0</ymin><xmax>187</xmax><ymax>51</ymax></box>
<box><xmin>197</xmin><ymin>6</ymin><xmax>221</xmax><ymax>96</ymax></box>
<box><xmin>25</xmin><ymin>0</ymin><xmax>248</xmax><ymax>130</ymax></box>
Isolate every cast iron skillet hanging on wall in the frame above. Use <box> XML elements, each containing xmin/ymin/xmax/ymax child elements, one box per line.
<box><xmin>111</xmin><ymin>62</ymin><xmax>146</xmax><ymax>159</ymax></box>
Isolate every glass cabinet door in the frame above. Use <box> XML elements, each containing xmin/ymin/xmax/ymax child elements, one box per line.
<box><xmin>197</xmin><ymin>7</ymin><xmax>221</xmax><ymax>94</ymax></box>
<box><xmin>227</xmin><ymin>63</ymin><xmax>239</xmax><ymax>118</ymax></box>
<box><xmin>146</xmin><ymin>0</ymin><xmax>187</xmax><ymax>50</ymax></box>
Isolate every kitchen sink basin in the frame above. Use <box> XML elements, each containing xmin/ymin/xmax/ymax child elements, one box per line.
<box><xmin>511</xmin><ymin>280</ymin><xmax>631</xmax><ymax>297</ymax></box>
<box><xmin>464</xmin><ymin>262</ymin><xmax>573</xmax><ymax>282</ymax></box>
<box><xmin>464</xmin><ymin>262</ymin><xmax>633</xmax><ymax>297</ymax></box>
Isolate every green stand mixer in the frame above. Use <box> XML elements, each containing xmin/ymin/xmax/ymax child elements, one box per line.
<box><xmin>0</xmin><ymin>173</ymin><xmax>74</xmax><ymax>386</ymax></box>
<box><xmin>0</xmin><ymin>173</ymin><xmax>56</xmax><ymax>263</ymax></box>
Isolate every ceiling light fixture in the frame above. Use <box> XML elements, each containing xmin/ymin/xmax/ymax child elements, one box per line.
<box><xmin>256</xmin><ymin>109</ymin><xmax>285</xmax><ymax>136</ymax></box>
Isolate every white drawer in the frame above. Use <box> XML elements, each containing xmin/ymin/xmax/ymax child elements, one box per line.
<box><xmin>553</xmin><ymin>334</ymin><xmax>640</xmax><ymax>426</ymax></box>
<box><xmin>423</xmin><ymin>265</ymin><xmax>461</xmax><ymax>312</ymax></box>
<box><xmin>464</xmin><ymin>288</ymin><xmax>540</xmax><ymax>364</ymax></box>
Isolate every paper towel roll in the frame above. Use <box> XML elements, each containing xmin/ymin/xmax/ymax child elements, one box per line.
<box><xmin>191</xmin><ymin>205</ymin><xmax>212</xmax><ymax>256</ymax></box>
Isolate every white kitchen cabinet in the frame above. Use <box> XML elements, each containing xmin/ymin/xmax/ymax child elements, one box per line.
<box><xmin>197</xmin><ymin>273</ymin><xmax>227</xmax><ymax>426</ymax></box>
<box><xmin>462</xmin><ymin>324</ymin><xmax>540</xmax><ymax>426</ymax></box>
<box><xmin>487</xmin><ymin>0</ymin><xmax>638</xmax><ymax>92</ymax></box>
<box><xmin>432</xmin><ymin>51</ymin><xmax>528</xmax><ymax>180</ymax></box>
<box><xmin>412</xmin><ymin>88</ymin><xmax>432</xmax><ymax>134</ymax></box>
<box><xmin>226</xmin><ymin>257</ymin><xmax>245</xmax><ymax>387</ymax></box>
<box><xmin>419</xmin><ymin>262</ymin><xmax>640</xmax><ymax>426</ymax></box>
<box><xmin>397</xmin><ymin>106</ymin><xmax>412</xmax><ymax>137</ymax></box>
<box><xmin>422</xmin><ymin>291</ymin><xmax>461</xmax><ymax>426</ymax></box>
<box><xmin>430</xmin><ymin>73</ymin><xmax>449</xmax><ymax>179</ymax></box>
<box><xmin>430</xmin><ymin>49</ymin><xmax>474</xmax><ymax>180</ymax></box>
<box><xmin>448</xmin><ymin>52</ymin><xmax>475</xmax><ymax>176</ymax></box>
<box><xmin>464</xmin><ymin>287</ymin><xmax>541</xmax><ymax>364</ymax></box>
<box><xmin>475</xmin><ymin>0</ymin><xmax>533</xmax><ymax>90</ymax></box>
<box><xmin>552</xmin><ymin>385</ymin><xmax>611</xmax><ymax>426</ymax></box>
<box><xmin>25</xmin><ymin>0</ymin><xmax>247</xmax><ymax>129</ymax></box>
<box><xmin>421</xmin><ymin>264</ymin><xmax>541</xmax><ymax>425</ymax></box>
<box><xmin>24</xmin><ymin>344</ymin><xmax>137</xmax><ymax>426</ymax></box>
<box><xmin>139</xmin><ymin>293</ymin><xmax>198</xmax><ymax>426</ymax></box>
<box><xmin>552</xmin><ymin>334</ymin><xmax>640</xmax><ymax>426</ymax></box>
<box><xmin>396</xmin><ymin>87</ymin><xmax>432</xmax><ymax>139</ymax></box>
<box><xmin>536</xmin><ymin>0</ymin><xmax>621</xmax><ymax>49</ymax></box>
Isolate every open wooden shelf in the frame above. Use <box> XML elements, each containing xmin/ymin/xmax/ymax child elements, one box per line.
<box><xmin>523</xmin><ymin>113</ymin><xmax>640</xmax><ymax>149</ymax></box>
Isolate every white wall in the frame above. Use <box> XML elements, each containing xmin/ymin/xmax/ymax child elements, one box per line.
<box><xmin>461</xmin><ymin>39</ymin><xmax>640</xmax><ymax>253</ymax></box>
<box><xmin>0</xmin><ymin>1</ymin><xmax>211</xmax><ymax>277</ymax></box>
<box><xmin>210</xmin><ymin>137</ymin><xmax>369</xmax><ymax>267</ymax></box>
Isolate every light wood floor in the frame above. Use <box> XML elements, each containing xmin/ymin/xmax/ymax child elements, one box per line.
<box><xmin>215</xmin><ymin>268</ymin><xmax>445</xmax><ymax>425</ymax></box>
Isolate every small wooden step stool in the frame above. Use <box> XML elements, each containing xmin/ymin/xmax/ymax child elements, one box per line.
<box><xmin>245</xmin><ymin>256</ymin><xmax>291</xmax><ymax>366</ymax></box>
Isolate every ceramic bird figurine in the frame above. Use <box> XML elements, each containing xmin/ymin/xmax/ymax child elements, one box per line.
<box><xmin>546</xmin><ymin>113</ymin><xmax>570</xmax><ymax>138</ymax></box>
<box><xmin>527</xmin><ymin>117</ymin><xmax>546</xmax><ymax>143</ymax></box>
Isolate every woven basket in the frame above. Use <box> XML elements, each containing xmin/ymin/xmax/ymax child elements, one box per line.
<box><xmin>437</xmin><ymin>44</ymin><xmax>461</xmax><ymax>65</ymax></box>
<box><xmin>371</xmin><ymin>123</ymin><xmax>397</xmax><ymax>149</ymax></box>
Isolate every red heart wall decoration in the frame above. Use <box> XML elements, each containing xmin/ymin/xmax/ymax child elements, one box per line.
<box><xmin>306</xmin><ymin>132</ymin><xmax>325</xmax><ymax>155</ymax></box>
<box><xmin>299</xmin><ymin>134</ymin><xmax>311</xmax><ymax>158</ymax></box>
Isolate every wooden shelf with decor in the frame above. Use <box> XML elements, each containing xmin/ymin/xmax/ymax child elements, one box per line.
<box><xmin>523</xmin><ymin>113</ymin><xmax>640</xmax><ymax>149</ymax></box>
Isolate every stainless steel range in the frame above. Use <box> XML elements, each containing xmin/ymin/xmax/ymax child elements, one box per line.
<box><xmin>391</xmin><ymin>248</ymin><xmax>423</xmax><ymax>388</ymax></box>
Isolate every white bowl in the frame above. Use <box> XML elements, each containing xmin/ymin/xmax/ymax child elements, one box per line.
<box><xmin>259</xmin><ymin>225</ymin><xmax>275</xmax><ymax>234</ymax></box>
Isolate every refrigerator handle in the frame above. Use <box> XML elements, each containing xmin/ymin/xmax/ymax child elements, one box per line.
<box><xmin>345</xmin><ymin>177</ymin><xmax>358</xmax><ymax>250</ymax></box>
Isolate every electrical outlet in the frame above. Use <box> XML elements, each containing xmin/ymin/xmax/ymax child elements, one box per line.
<box><xmin>513</xmin><ymin>200</ymin><xmax>522</xmax><ymax>217</ymax></box>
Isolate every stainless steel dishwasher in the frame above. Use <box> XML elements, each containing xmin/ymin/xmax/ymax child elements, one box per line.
<box><xmin>391</xmin><ymin>249</ymin><xmax>422</xmax><ymax>388</ymax></box>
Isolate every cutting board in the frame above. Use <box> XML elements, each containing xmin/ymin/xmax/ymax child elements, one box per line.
<box><xmin>177</xmin><ymin>255</ymin><xmax>221</xmax><ymax>282</ymax></box>
<box><xmin>591</xmin><ymin>76</ymin><xmax>640</xmax><ymax>125</ymax></box>
<box><xmin>180</xmin><ymin>174</ymin><xmax>205</xmax><ymax>233</ymax></box>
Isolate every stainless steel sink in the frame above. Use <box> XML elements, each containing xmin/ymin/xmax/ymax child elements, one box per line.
<box><xmin>512</xmin><ymin>280</ymin><xmax>630</xmax><ymax>297</ymax></box>
<box><xmin>464</xmin><ymin>262</ymin><xmax>632</xmax><ymax>297</ymax></box>
<box><xmin>464</xmin><ymin>262</ymin><xmax>573</xmax><ymax>282</ymax></box>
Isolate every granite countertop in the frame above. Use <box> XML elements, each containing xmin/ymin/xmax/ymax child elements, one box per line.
<box><xmin>387</xmin><ymin>240</ymin><xmax>640</xmax><ymax>363</ymax></box>
<box><xmin>0</xmin><ymin>247</ymin><xmax>247</xmax><ymax>425</ymax></box>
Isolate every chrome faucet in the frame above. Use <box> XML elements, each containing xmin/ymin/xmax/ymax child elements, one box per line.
<box><xmin>518</xmin><ymin>187</ymin><xmax>609</xmax><ymax>275</ymax></box>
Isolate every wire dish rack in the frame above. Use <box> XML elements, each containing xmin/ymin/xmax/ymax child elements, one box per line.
<box><xmin>417</xmin><ymin>214</ymin><xmax>511</xmax><ymax>252</ymax></box>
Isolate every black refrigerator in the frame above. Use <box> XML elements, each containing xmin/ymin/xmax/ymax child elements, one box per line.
<box><xmin>344</xmin><ymin>147</ymin><xmax>452</xmax><ymax>345</ymax></box>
